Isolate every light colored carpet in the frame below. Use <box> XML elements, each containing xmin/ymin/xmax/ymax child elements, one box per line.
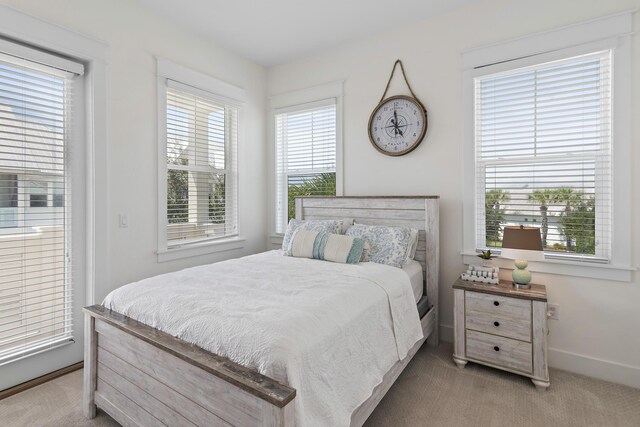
<box><xmin>1</xmin><ymin>342</ymin><xmax>639</xmax><ymax>426</ymax></box>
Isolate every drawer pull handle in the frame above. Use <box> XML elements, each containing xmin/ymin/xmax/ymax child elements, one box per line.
<box><xmin>494</xmin><ymin>346</ymin><xmax>500</xmax><ymax>352</ymax></box>
<box><xmin>494</xmin><ymin>321</ymin><xmax>500</xmax><ymax>327</ymax></box>
<box><xmin>494</xmin><ymin>301</ymin><xmax>500</xmax><ymax>306</ymax></box>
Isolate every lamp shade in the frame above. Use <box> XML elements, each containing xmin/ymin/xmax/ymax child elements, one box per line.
<box><xmin>500</xmin><ymin>226</ymin><xmax>544</xmax><ymax>262</ymax></box>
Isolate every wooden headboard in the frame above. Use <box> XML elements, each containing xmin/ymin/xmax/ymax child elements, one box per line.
<box><xmin>296</xmin><ymin>196</ymin><xmax>440</xmax><ymax>344</ymax></box>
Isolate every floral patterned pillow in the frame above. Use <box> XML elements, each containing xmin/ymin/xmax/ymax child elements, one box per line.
<box><xmin>345</xmin><ymin>224</ymin><xmax>418</xmax><ymax>268</ymax></box>
<box><xmin>282</xmin><ymin>219</ymin><xmax>353</xmax><ymax>255</ymax></box>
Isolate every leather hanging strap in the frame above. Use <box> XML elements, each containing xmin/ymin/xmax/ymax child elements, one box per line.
<box><xmin>379</xmin><ymin>59</ymin><xmax>420</xmax><ymax>103</ymax></box>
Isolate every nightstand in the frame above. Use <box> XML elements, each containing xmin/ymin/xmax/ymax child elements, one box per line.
<box><xmin>452</xmin><ymin>278</ymin><xmax>550</xmax><ymax>390</ymax></box>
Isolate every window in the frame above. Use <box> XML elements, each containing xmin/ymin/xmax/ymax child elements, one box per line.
<box><xmin>29</xmin><ymin>181</ymin><xmax>48</xmax><ymax>207</ymax></box>
<box><xmin>0</xmin><ymin>173</ymin><xmax>17</xmax><ymax>227</ymax></box>
<box><xmin>52</xmin><ymin>181</ymin><xmax>64</xmax><ymax>208</ymax></box>
<box><xmin>474</xmin><ymin>51</ymin><xmax>611</xmax><ymax>261</ymax></box>
<box><xmin>462</xmin><ymin>13</ymin><xmax>632</xmax><ymax>281</ymax></box>
<box><xmin>161</xmin><ymin>81</ymin><xmax>238</xmax><ymax>249</ymax></box>
<box><xmin>275</xmin><ymin>101</ymin><xmax>337</xmax><ymax>233</ymax></box>
<box><xmin>0</xmin><ymin>49</ymin><xmax>80</xmax><ymax>364</ymax></box>
<box><xmin>0</xmin><ymin>173</ymin><xmax>17</xmax><ymax>207</ymax></box>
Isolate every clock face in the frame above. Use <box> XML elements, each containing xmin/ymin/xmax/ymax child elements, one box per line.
<box><xmin>368</xmin><ymin>95</ymin><xmax>427</xmax><ymax>156</ymax></box>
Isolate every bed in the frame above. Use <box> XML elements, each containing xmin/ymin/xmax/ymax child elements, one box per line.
<box><xmin>83</xmin><ymin>196</ymin><xmax>439</xmax><ymax>426</ymax></box>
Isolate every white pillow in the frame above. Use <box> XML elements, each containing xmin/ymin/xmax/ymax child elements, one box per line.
<box><xmin>282</xmin><ymin>218</ymin><xmax>353</xmax><ymax>255</ymax></box>
<box><xmin>346</xmin><ymin>224</ymin><xmax>418</xmax><ymax>268</ymax></box>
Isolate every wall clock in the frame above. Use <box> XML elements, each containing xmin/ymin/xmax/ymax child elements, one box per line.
<box><xmin>368</xmin><ymin>60</ymin><xmax>427</xmax><ymax>156</ymax></box>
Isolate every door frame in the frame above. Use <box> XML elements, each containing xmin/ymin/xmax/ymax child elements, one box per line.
<box><xmin>0</xmin><ymin>4</ymin><xmax>108</xmax><ymax>390</ymax></box>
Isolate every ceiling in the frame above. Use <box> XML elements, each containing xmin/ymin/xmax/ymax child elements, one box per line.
<box><xmin>135</xmin><ymin>0</ymin><xmax>477</xmax><ymax>67</ymax></box>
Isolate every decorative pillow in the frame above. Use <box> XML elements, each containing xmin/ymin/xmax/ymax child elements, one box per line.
<box><xmin>288</xmin><ymin>229</ymin><xmax>364</xmax><ymax>264</ymax></box>
<box><xmin>282</xmin><ymin>218</ymin><xmax>353</xmax><ymax>254</ymax></box>
<box><xmin>336</xmin><ymin>218</ymin><xmax>354</xmax><ymax>234</ymax></box>
<box><xmin>345</xmin><ymin>224</ymin><xmax>418</xmax><ymax>268</ymax></box>
<box><xmin>408</xmin><ymin>229</ymin><xmax>420</xmax><ymax>260</ymax></box>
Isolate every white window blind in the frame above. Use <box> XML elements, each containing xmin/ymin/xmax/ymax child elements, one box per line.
<box><xmin>0</xmin><ymin>51</ymin><xmax>78</xmax><ymax>364</ymax></box>
<box><xmin>475</xmin><ymin>50</ymin><xmax>611</xmax><ymax>260</ymax></box>
<box><xmin>165</xmin><ymin>81</ymin><xmax>238</xmax><ymax>248</ymax></box>
<box><xmin>275</xmin><ymin>101</ymin><xmax>337</xmax><ymax>233</ymax></box>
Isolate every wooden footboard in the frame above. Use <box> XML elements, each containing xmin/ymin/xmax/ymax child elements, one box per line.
<box><xmin>83</xmin><ymin>305</ymin><xmax>296</xmax><ymax>427</ymax></box>
<box><xmin>85</xmin><ymin>303</ymin><xmax>436</xmax><ymax>427</ymax></box>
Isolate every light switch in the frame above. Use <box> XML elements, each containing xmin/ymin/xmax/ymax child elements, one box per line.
<box><xmin>119</xmin><ymin>214</ymin><xmax>129</xmax><ymax>228</ymax></box>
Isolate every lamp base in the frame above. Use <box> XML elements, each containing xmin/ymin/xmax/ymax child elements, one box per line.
<box><xmin>512</xmin><ymin>282</ymin><xmax>531</xmax><ymax>290</ymax></box>
<box><xmin>511</xmin><ymin>259</ymin><xmax>532</xmax><ymax>289</ymax></box>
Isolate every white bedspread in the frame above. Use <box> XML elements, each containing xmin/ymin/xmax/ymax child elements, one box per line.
<box><xmin>102</xmin><ymin>250</ymin><xmax>423</xmax><ymax>427</ymax></box>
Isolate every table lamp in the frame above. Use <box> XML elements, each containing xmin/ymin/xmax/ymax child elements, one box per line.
<box><xmin>500</xmin><ymin>226</ymin><xmax>544</xmax><ymax>289</ymax></box>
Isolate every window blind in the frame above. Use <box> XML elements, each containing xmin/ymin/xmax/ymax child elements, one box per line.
<box><xmin>475</xmin><ymin>50</ymin><xmax>611</xmax><ymax>260</ymax></box>
<box><xmin>165</xmin><ymin>82</ymin><xmax>238</xmax><ymax>247</ymax></box>
<box><xmin>0</xmin><ymin>51</ymin><xmax>77</xmax><ymax>364</ymax></box>
<box><xmin>275</xmin><ymin>101</ymin><xmax>337</xmax><ymax>233</ymax></box>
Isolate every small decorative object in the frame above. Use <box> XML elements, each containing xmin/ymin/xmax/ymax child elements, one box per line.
<box><xmin>477</xmin><ymin>249</ymin><xmax>496</xmax><ymax>267</ymax></box>
<box><xmin>500</xmin><ymin>225</ymin><xmax>544</xmax><ymax>289</ymax></box>
<box><xmin>460</xmin><ymin>265</ymin><xmax>500</xmax><ymax>285</ymax></box>
<box><xmin>368</xmin><ymin>59</ymin><xmax>427</xmax><ymax>156</ymax></box>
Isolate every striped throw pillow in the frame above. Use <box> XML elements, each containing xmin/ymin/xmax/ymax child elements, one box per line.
<box><xmin>288</xmin><ymin>230</ymin><xmax>364</xmax><ymax>264</ymax></box>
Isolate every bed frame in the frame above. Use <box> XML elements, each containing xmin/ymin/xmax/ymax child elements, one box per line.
<box><xmin>83</xmin><ymin>196</ymin><xmax>439</xmax><ymax>426</ymax></box>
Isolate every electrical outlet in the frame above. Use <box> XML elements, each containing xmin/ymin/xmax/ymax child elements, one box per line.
<box><xmin>547</xmin><ymin>303</ymin><xmax>559</xmax><ymax>320</ymax></box>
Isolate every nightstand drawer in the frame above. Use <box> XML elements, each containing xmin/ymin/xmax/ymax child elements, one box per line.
<box><xmin>466</xmin><ymin>310</ymin><xmax>531</xmax><ymax>342</ymax></box>
<box><xmin>466</xmin><ymin>330</ymin><xmax>532</xmax><ymax>374</ymax></box>
<box><xmin>465</xmin><ymin>292</ymin><xmax>531</xmax><ymax>326</ymax></box>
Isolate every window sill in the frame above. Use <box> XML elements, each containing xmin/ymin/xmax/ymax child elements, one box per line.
<box><xmin>269</xmin><ymin>234</ymin><xmax>284</xmax><ymax>248</ymax></box>
<box><xmin>461</xmin><ymin>251</ymin><xmax>635</xmax><ymax>282</ymax></box>
<box><xmin>0</xmin><ymin>337</ymin><xmax>74</xmax><ymax>367</ymax></box>
<box><xmin>157</xmin><ymin>237</ymin><xmax>245</xmax><ymax>263</ymax></box>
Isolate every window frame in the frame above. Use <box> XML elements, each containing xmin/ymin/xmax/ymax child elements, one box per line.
<box><xmin>274</xmin><ymin>98</ymin><xmax>338</xmax><ymax>234</ymax></box>
<box><xmin>268</xmin><ymin>81</ymin><xmax>344</xmax><ymax>245</ymax></box>
<box><xmin>474</xmin><ymin>50</ymin><xmax>612</xmax><ymax>261</ymax></box>
<box><xmin>0</xmin><ymin>55</ymin><xmax>79</xmax><ymax>363</ymax></box>
<box><xmin>156</xmin><ymin>58</ymin><xmax>245</xmax><ymax>262</ymax></box>
<box><xmin>461</xmin><ymin>13</ymin><xmax>633</xmax><ymax>281</ymax></box>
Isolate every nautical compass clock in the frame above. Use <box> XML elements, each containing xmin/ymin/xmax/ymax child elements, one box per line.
<box><xmin>368</xmin><ymin>60</ymin><xmax>428</xmax><ymax>156</ymax></box>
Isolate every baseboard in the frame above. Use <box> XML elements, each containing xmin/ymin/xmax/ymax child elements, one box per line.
<box><xmin>0</xmin><ymin>361</ymin><xmax>83</xmax><ymax>400</ymax></box>
<box><xmin>548</xmin><ymin>347</ymin><xmax>640</xmax><ymax>389</ymax></box>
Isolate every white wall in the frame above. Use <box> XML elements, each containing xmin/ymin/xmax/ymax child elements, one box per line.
<box><xmin>0</xmin><ymin>0</ymin><xmax>268</xmax><ymax>301</ymax></box>
<box><xmin>2</xmin><ymin>0</ymin><xmax>638</xmax><ymax>389</ymax></box>
<box><xmin>268</xmin><ymin>0</ymin><xmax>640</xmax><ymax>387</ymax></box>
